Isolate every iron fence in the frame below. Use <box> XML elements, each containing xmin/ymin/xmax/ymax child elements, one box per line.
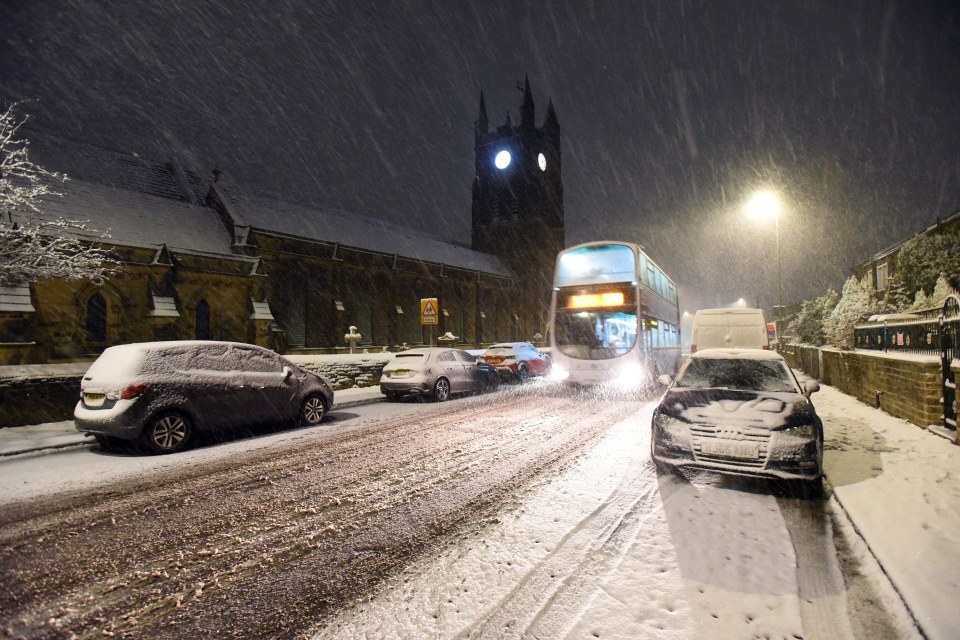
<box><xmin>854</xmin><ymin>319</ymin><xmax>943</xmax><ymax>356</ymax></box>
<box><xmin>854</xmin><ymin>297</ymin><xmax>960</xmax><ymax>359</ymax></box>
<box><xmin>853</xmin><ymin>295</ymin><xmax>960</xmax><ymax>431</ymax></box>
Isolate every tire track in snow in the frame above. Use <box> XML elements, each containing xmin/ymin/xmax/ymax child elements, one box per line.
<box><xmin>463</xmin><ymin>459</ymin><xmax>662</xmax><ymax>639</ymax></box>
<box><xmin>0</xmin><ymin>392</ymin><xmax>638</xmax><ymax>639</ymax></box>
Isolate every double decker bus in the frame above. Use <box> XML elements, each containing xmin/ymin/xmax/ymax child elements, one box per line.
<box><xmin>549</xmin><ymin>241</ymin><xmax>681</xmax><ymax>387</ymax></box>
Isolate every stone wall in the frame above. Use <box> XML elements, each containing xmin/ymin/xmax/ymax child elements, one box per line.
<box><xmin>0</xmin><ymin>377</ymin><xmax>82</xmax><ymax>427</ymax></box>
<box><xmin>782</xmin><ymin>345</ymin><xmax>942</xmax><ymax>429</ymax></box>
<box><xmin>288</xmin><ymin>356</ymin><xmax>391</xmax><ymax>391</ymax></box>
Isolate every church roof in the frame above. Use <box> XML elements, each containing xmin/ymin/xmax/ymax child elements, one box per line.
<box><xmin>36</xmin><ymin>178</ymin><xmax>234</xmax><ymax>255</ymax></box>
<box><xmin>221</xmin><ymin>185</ymin><xmax>511</xmax><ymax>276</ymax></box>
<box><xmin>26</xmin><ymin>133</ymin><xmax>512</xmax><ymax>277</ymax></box>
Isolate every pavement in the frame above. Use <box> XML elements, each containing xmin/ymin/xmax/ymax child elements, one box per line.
<box><xmin>0</xmin><ymin>382</ymin><xmax>957</xmax><ymax>638</ymax></box>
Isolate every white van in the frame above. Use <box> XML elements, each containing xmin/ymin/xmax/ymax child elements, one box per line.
<box><xmin>690</xmin><ymin>308</ymin><xmax>769</xmax><ymax>353</ymax></box>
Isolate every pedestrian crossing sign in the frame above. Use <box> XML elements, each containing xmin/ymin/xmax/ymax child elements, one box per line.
<box><xmin>420</xmin><ymin>298</ymin><xmax>439</xmax><ymax>325</ymax></box>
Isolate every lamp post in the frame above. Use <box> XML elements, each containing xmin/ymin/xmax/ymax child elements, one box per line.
<box><xmin>746</xmin><ymin>190</ymin><xmax>782</xmax><ymax>333</ymax></box>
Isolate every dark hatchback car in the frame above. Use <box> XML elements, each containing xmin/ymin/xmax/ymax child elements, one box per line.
<box><xmin>651</xmin><ymin>349</ymin><xmax>823</xmax><ymax>489</ymax></box>
<box><xmin>74</xmin><ymin>341</ymin><xmax>334</xmax><ymax>454</ymax></box>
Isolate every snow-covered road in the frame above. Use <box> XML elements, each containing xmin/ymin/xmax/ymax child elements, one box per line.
<box><xmin>0</xmin><ymin>383</ymin><xmax>917</xmax><ymax>639</ymax></box>
<box><xmin>316</xmin><ymin>396</ymin><xmax>915</xmax><ymax>640</ymax></box>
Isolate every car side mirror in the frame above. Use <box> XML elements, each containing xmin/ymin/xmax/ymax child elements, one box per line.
<box><xmin>803</xmin><ymin>380</ymin><xmax>820</xmax><ymax>396</ymax></box>
<box><xmin>282</xmin><ymin>366</ymin><xmax>293</xmax><ymax>380</ymax></box>
<box><xmin>658</xmin><ymin>374</ymin><xmax>673</xmax><ymax>386</ymax></box>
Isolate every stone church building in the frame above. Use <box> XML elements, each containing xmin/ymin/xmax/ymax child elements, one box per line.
<box><xmin>0</xmin><ymin>80</ymin><xmax>565</xmax><ymax>364</ymax></box>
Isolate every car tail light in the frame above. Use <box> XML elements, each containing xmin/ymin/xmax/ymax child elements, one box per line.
<box><xmin>121</xmin><ymin>383</ymin><xmax>149</xmax><ymax>399</ymax></box>
<box><xmin>762</xmin><ymin>345</ymin><xmax>770</xmax><ymax>350</ymax></box>
<box><xmin>691</xmin><ymin>344</ymin><xmax>697</xmax><ymax>353</ymax></box>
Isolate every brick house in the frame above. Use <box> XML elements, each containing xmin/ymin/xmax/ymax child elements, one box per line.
<box><xmin>852</xmin><ymin>210</ymin><xmax>960</xmax><ymax>293</ymax></box>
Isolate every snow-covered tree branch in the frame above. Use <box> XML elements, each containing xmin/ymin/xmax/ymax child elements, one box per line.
<box><xmin>0</xmin><ymin>103</ymin><xmax>119</xmax><ymax>285</ymax></box>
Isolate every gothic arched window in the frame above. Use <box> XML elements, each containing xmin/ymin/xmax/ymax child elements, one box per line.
<box><xmin>85</xmin><ymin>293</ymin><xmax>107</xmax><ymax>343</ymax></box>
<box><xmin>196</xmin><ymin>299</ymin><xmax>211</xmax><ymax>340</ymax></box>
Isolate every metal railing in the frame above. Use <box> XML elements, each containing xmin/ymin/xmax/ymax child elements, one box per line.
<box><xmin>854</xmin><ymin>299</ymin><xmax>960</xmax><ymax>358</ymax></box>
<box><xmin>854</xmin><ymin>295</ymin><xmax>960</xmax><ymax>431</ymax></box>
<box><xmin>854</xmin><ymin>318</ymin><xmax>943</xmax><ymax>356</ymax></box>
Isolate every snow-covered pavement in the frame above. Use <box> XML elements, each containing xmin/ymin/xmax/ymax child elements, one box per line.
<box><xmin>1</xmin><ymin>382</ymin><xmax>957</xmax><ymax>638</ymax></box>
<box><xmin>816</xmin><ymin>385</ymin><xmax>960</xmax><ymax>640</ymax></box>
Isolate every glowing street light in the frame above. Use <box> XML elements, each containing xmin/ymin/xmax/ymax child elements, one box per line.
<box><xmin>746</xmin><ymin>190</ymin><xmax>783</xmax><ymax>332</ymax></box>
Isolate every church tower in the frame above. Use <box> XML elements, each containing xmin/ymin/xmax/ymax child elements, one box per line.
<box><xmin>471</xmin><ymin>76</ymin><xmax>565</xmax><ymax>339</ymax></box>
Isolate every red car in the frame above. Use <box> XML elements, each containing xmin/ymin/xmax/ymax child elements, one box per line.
<box><xmin>480</xmin><ymin>342</ymin><xmax>551</xmax><ymax>381</ymax></box>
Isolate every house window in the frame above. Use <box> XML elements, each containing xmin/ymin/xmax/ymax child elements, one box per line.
<box><xmin>85</xmin><ymin>293</ymin><xmax>107</xmax><ymax>343</ymax></box>
<box><xmin>196</xmin><ymin>299</ymin><xmax>211</xmax><ymax>340</ymax></box>
<box><xmin>876</xmin><ymin>263</ymin><xmax>889</xmax><ymax>291</ymax></box>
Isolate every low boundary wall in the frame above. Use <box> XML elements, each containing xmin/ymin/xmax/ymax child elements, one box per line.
<box><xmin>781</xmin><ymin>345</ymin><xmax>942</xmax><ymax>429</ymax></box>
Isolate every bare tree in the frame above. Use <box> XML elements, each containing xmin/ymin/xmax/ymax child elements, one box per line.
<box><xmin>0</xmin><ymin>103</ymin><xmax>119</xmax><ymax>285</ymax></box>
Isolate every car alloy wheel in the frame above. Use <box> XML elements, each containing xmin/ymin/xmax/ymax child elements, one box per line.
<box><xmin>516</xmin><ymin>364</ymin><xmax>529</xmax><ymax>382</ymax></box>
<box><xmin>434</xmin><ymin>377</ymin><xmax>450</xmax><ymax>402</ymax></box>
<box><xmin>301</xmin><ymin>394</ymin><xmax>327</xmax><ymax>425</ymax></box>
<box><xmin>142</xmin><ymin>412</ymin><xmax>191</xmax><ymax>454</ymax></box>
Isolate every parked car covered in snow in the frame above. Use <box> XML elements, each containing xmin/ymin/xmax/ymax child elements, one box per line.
<box><xmin>651</xmin><ymin>348</ymin><xmax>823</xmax><ymax>489</ymax></box>
<box><xmin>479</xmin><ymin>342</ymin><xmax>551</xmax><ymax>381</ymax></box>
<box><xmin>74</xmin><ymin>341</ymin><xmax>334</xmax><ymax>454</ymax></box>
<box><xmin>380</xmin><ymin>347</ymin><xmax>499</xmax><ymax>402</ymax></box>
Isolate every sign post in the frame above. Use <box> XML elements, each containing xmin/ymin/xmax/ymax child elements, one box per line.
<box><xmin>420</xmin><ymin>297</ymin><xmax>438</xmax><ymax>346</ymax></box>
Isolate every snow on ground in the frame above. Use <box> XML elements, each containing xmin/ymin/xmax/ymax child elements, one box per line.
<box><xmin>816</xmin><ymin>385</ymin><xmax>960</xmax><ymax>640</ymax></box>
<box><xmin>314</xmin><ymin>400</ymin><xmax>871</xmax><ymax>640</ymax></box>
<box><xmin>315</xmin><ymin>381</ymin><xmax>957</xmax><ymax>639</ymax></box>
<box><xmin>2</xmin><ymin>377</ymin><xmax>957</xmax><ymax>638</ymax></box>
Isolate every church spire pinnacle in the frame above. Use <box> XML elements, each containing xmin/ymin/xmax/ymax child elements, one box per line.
<box><xmin>476</xmin><ymin>90</ymin><xmax>488</xmax><ymax>136</ymax></box>
<box><xmin>520</xmin><ymin>74</ymin><xmax>535</xmax><ymax>129</ymax></box>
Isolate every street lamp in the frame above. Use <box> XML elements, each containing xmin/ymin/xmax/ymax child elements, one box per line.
<box><xmin>746</xmin><ymin>190</ymin><xmax>783</xmax><ymax>332</ymax></box>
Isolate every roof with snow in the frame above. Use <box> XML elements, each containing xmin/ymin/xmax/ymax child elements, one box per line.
<box><xmin>219</xmin><ymin>183</ymin><xmax>511</xmax><ymax>276</ymax></box>
<box><xmin>36</xmin><ymin>178</ymin><xmax>234</xmax><ymax>255</ymax></box>
<box><xmin>25</xmin><ymin>131</ymin><xmax>512</xmax><ymax>277</ymax></box>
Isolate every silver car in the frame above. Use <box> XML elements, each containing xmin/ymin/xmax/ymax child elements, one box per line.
<box><xmin>74</xmin><ymin>341</ymin><xmax>334</xmax><ymax>454</ymax></box>
<box><xmin>379</xmin><ymin>347</ymin><xmax>499</xmax><ymax>402</ymax></box>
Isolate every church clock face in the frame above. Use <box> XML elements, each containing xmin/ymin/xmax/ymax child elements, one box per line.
<box><xmin>495</xmin><ymin>150</ymin><xmax>512</xmax><ymax>170</ymax></box>
<box><xmin>538</xmin><ymin>152</ymin><xmax>547</xmax><ymax>171</ymax></box>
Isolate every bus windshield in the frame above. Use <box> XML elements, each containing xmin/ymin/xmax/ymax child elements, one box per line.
<box><xmin>553</xmin><ymin>285</ymin><xmax>638</xmax><ymax>360</ymax></box>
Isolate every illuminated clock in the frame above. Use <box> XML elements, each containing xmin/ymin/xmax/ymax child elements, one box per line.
<box><xmin>538</xmin><ymin>152</ymin><xmax>547</xmax><ymax>171</ymax></box>
<box><xmin>495</xmin><ymin>150</ymin><xmax>511</xmax><ymax>169</ymax></box>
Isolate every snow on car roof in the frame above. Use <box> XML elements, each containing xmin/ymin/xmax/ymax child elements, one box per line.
<box><xmin>393</xmin><ymin>347</ymin><xmax>457</xmax><ymax>356</ymax></box>
<box><xmin>84</xmin><ymin>341</ymin><xmax>281</xmax><ymax>388</ymax></box>
<box><xmin>689</xmin><ymin>348</ymin><xmax>785</xmax><ymax>361</ymax></box>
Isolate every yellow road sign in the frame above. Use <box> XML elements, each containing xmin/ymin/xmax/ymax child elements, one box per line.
<box><xmin>420</xmin><ymin>298</ymin><xmax>439</xmax><ymax>325</ymax></box>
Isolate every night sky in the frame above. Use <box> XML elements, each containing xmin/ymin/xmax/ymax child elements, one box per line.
<box><xmin>2</xmin><ymin>0</ymin><xmax>959</xmax><ymax>317</ymax></box>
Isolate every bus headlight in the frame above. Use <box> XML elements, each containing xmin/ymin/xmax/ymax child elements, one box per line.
<box><xmin>548</xmin><ymin>365</ymin><xmax>569</xmax><ymax>381</ymax></box>
<box><xmin>614</xmin><ymin>363</ymin><xmax>646</xmax><ymax>388</ymax></box>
